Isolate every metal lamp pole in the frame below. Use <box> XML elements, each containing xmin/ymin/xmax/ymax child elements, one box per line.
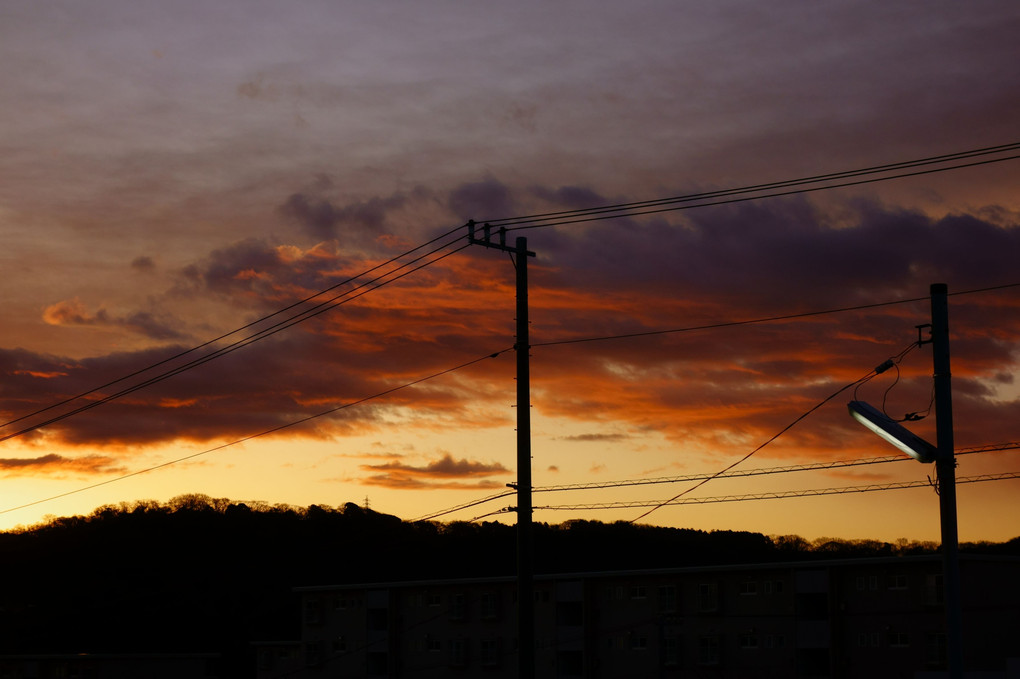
<box><xmin>930</xmin><ymin>283</ymin><xmax>963</xmax><ymax>678</ymax></box>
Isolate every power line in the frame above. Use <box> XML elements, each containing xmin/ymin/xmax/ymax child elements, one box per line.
<box><xmin>627</xmin><ymin>342</ymin><xmax>920</xmax><ymax>523</ymax></box>
<box><xmin>0</xmin><ymin>346</ymin><xmax>514</xmax><ymax>517</ymax></box>
<box><xmin>1</xmin><ymin>224</ymin><xmax>467</xmax><ymax>434</ymax></box>
<box><xmin>5</xmin><ymin>142</ymin><xmax>1019</xmax><ymax>524</ymax></box>
<box><xmin>480</xmin><ymin>142</ymin><xmax>1020</xmax><ymax>228</ymax></box>
<box><xmin>411</xmin><ymin>490</ymin><xmax>517</xmax><ymax>523</ymax></box>
<box><xmin>533</xmin><ymin>443</ymin><xmax>1020</xmax><ymax>493</ymax></box>
<box><xmin>532</xmin><ymin>283</ymin><xmax>1020</xmax><ymax>349</ymax></box>
<box><xmin>415</xmin><ymin>444</ymin><xmax>1020</xmax><ymax>522</ymax></box>
<box><xmin>482</xmin><ymin>144</ymin><xmax>1020</xmax><ymax>232</ymax></box>
<box><xmin>0</xmin><ymin>238</ymin><xmax>470</xmax><ymax>444</ymax></box>
<box><xmin>6</xmin><ymin>144</ymin><xmax>1018</xmax><ymax>443</ymax></box>
<box><xmin>536</xmin><ymin>472</ymin><xmax>1020</xmax><ymax>512</ymax></box>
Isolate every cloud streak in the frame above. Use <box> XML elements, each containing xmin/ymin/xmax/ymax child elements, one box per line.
<box><xmin>1</xmin><ymin>184</ymin><xmax>1017</xmax><ymax>472</ymax></box>
<box><xmin>359</xmin><ymin>453</ymin><xmax>510</xmax><ymax>490</ymax></box>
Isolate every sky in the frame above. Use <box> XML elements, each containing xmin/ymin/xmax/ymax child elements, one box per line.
<box><xmin>2</xmin><ymin>0</ymin><xmax>1019</xmax><ymax>542</ymax></box>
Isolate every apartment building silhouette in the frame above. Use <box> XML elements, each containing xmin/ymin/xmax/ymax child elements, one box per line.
<box><xmin>257</xmin><ymin>553</ymin><xmax>1019</xmax><ymax>678</ymax></box>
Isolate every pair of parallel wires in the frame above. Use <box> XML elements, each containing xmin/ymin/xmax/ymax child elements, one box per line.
<box><xmin>3</xmin><ymin>142</ymin><xmax>1020</xmax><ymax>517</ymax></box>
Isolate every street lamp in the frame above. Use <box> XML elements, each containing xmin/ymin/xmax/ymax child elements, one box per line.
<box><xmin>848</xmin><ymin>283</ymin><xmax>962</xmax><ymax>679</ymax></box>
<box><xmin>847</xmin><ymin>400</ymin><xmax>936</xmax><ymax>463</ymax></box>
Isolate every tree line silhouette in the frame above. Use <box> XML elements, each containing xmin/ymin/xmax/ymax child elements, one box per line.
<box><xmin>1</xmin><ymin>494</ymin><xmax>1016</xmax><ymax>677</ymax></box>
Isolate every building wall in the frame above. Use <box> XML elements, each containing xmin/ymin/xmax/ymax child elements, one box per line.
<box><xmin>279</xmin><ymin>555</ymin><xmax>1019</xmax><ymax>679</ymax></box>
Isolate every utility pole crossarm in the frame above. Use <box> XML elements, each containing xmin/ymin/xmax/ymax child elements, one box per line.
<box><xmin>467</xmin><ymin>220</ymin><xmax>536</xmax><ymax>257</ymax></box>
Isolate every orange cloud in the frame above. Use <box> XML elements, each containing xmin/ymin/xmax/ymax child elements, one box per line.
<box><xmin>42</xmin><ymin>298</ymin><xmax>99</xmax><ymax>326</ymax></box>
<box><xmin>0</xmin><ymin>453</ymin><xmax>121</xmax><ymax>476</ymax></box>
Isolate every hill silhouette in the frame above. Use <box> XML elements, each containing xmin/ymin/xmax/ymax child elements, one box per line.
<box><xmin>2</xmin><ymin>494</ymin><xmax>1016</xmax><ymax>678</ymax></box>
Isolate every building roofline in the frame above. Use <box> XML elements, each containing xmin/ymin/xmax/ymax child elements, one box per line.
<box><xmin>294</xmin><ymin>552</ymin><xmax>1019</xmax><ymax>592</ymax></box>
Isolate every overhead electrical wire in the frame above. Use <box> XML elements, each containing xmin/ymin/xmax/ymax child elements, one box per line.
<box><xmin>4</xmin><ymin>142</ymin><xmax>1018</xmax><ymax>444</ymax></box>
<box><xmin>533</xmin><ymin>443</ymin><xmax>1020</xmax><ymax>493</ymax></box>
<box><xmin>532</xmin><ymin>282</ymin><xmax>1020</xmax><ymax>349</ymax></box>
<box><xmin>535</xmin><ymin>472</ymin><xmax>1020</xmax><ymax>512</ymax></box>
<box><xmin>626</xmin><ymin>342</ymin><xmax>920</xmax><ymax>523</ymax></box>
<box><xmin>0</xmin><ymin>346</ymin><xmax>515</xmax><ymax>516</ymax></box>
<box><xmin>4</xmin><ymin>142</ymin><xmax>1020</xmax><ymax>521</ymax></box>
<box><xmin>13</xmin><ymin>279</ymin><xmax>1016</xmax><ymax>519</ymax></box>
<box><xmin>0</xmin><ymin>223</ymin><xmax>466</xmax><ymax>433</ymax></box>
<box><xmin>479</xmin><ymin>142</ymin><xmax>1020</xmax><ymax>232</ymax></box>
<box><xmin>414</xmin><ymin>443</ymin><xmax>1020</xmax><ymax>522</ymax></box>
<box><xmin>0</xmin><ymin>237</ymin><xmax>471</xmax><ymax>444</ymax></box>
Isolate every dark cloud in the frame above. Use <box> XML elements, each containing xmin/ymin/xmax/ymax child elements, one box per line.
<box><xmin>4</xmin><ymin>189</ymin><xmax>1018</xmax><ymax>466</ymax></box>
<box><xmin>131</xmin><ymin>256</ymin><xmax>156</xmax><ymax>272</ymax></box>
<box><xmin>0</xmin><ymin>453</ymin><xmax>121</xmax><ymax>475</ymax></box>
<box><xmin>559</xmin><ymin>433</ymin><xmax>630</xmax><ymax>443</ymax></box>
<box><xmin>361</xmin><ymin>454</ymin><xmax>509</xmax><ymax>478</ymax></box>
<box><xmin>41</xmin><ymin>299</ymin><xmax>186</xmax><ymax>341</ymax></box>
<box><xmin>528</xmin><ymin>184</ymin><xmax>608</xmax><ymax>211</ymax></box>
<box><xmin>279</xmin><ymin>192</ymin><xmax>408</xmax><ymax>241</ymax></box>
<box><xmin>182</xmin><ymin>238</ymin><xmax>288</xmax><ymax>294</ymax></box>
<box><xmin>448</xmin><ymin>178</ymin><xmax>516</xmax><ymax>222</ymax></box>
<box><xmin>358</xmin><ymin>453</ymin><xmax>510</xmax><ymax>490</ymax></box>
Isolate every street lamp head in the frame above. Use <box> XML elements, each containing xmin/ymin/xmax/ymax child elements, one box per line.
<box><xmin>847</xmin><ymin>400</ymin><xmax>937</xmax><ymax>463</ymax></box>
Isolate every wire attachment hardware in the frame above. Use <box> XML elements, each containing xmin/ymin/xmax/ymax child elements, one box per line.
<box><xmin>466</xmin><ymin>220</ymin><xmax>535</xmax><ymax>256</ymax></box>
<box><xmin>916</xmin><ymin>323</ymin><xmax>933</xmax><ymax>346</ymax></box>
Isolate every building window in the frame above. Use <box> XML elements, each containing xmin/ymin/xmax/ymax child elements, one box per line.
<box><xmin>427</xmin><ymin>593</ymin><xmax>442</xmax><ymax>607</ymax></box>
<box><xmin>699</xmin><ymin>635</ymin><xmax>721</xmax><ymax>665</ymax></box>
<box><xmin>888</xmin><ymin>632</ymin><xmax>910</xmax><ymax>647</ymax></box>
<box><xmin>926</xmin><ymin>574</ymin><xmax>945</xmax><ymax>605</ymax></box>
<box><xmin>630</xmin><ymin>585</ymin><xmax>647</xmax><ymax>599</ymax></box>
<box><xmin>888</xmin><ymin>574</ymin><xmax>908</xmax><ymax>590</ymax></box>
<box><xmin>868</xmin><ymin>575</ymin><xmax>879</xmax><ymax>591</ymax></box>
<box><xmin>366</xmin><ymin>652</ymin><xmax>388</xmax><ymax>676</ymax></box>
<box><xmin>662</xmin><ymin>636</ymin><xmax>680</xmax><ymax>666</ymax></box>
<box><xmin>481</xmin><ymin>638</ymin><xmax>501</xmax><ymax>667</ymax></box>
<box><xmin>739</xmin><ymin>581</ymin><xmax>757</xmax><ymax>596</ymax></box>
<box><xmin>925</xmin><ymin>632</ymin><xmax>947</xmax><ymax>666</ymax></box>
<box><xmin>367</xmin><ymin>607</ymin><xmax>388</xmax><ymax>632</ymax></box>
<box><xmin>557</xmin><ymin>601</ymin><xmax>583</xmax><ymax>627</ymax></box>
<box><xmin>303</xmin><ymin>599</ymin><xmax>322</xmax><ymax>625</ymax></box>
<box><xmin>630</xmin><ymin>635</ymin><xmax>648</xmax><ymax>651</ymax></box>
<box><xmin>698</xmin><ymin>583</ymin><xmax>719</xmax><ymax>612</ymax></box>
<box><xmin>480</xmin><ymin>591</ymin><xmax>499</xmax><ymax>620</ymax></box>
<box><xmin>426</xmin><ymin>637</ymin><xmax>442</xmax><ymax>652</ymax></box>
<box><xmin>450</xmin><ymin>593</ymin><xmax>467</xmax><ymax>621</ymax></box>
<box><xmin>333</xmin><ymin>637</ymin><xmax>347</xmax><ymax>654</ymax></box>
<box><xmin>740</xmin><ymin>634</ymin><xmax>758</xmax><ymax>649</ymax></box>
<box><xmin>557</xmin><ymin>650</ymin><xmax>584</xmax><ymax>677</ymax></box>
<box><xmin>658</xmin><ymin>585</ymin><xmax>677</xmax><ymax>613</ymax></box>
<box><xmin>305</xmin><ymin>642</ymin><xmax>323</xmax><ymax>667</ymax></box>
<box><xmin>449</xmin><ymin>639</ymin><xmax>469</xmax><ymax>668</ymax></box>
